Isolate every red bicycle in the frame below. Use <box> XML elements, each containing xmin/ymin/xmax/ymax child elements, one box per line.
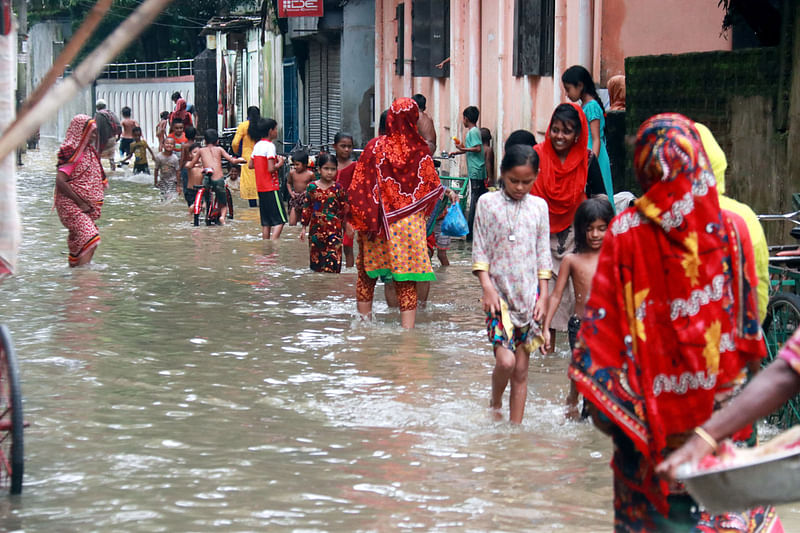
<box><xmin>191</xmin><ymin>173</ymin><xmax>234</xmax><ymax>227</ymax></box>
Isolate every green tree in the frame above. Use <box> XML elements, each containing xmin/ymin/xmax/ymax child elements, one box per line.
<box><xmin>29</xmin><ymin>0</ymin><xmax>242</xmax><ymax>62</ymax></box>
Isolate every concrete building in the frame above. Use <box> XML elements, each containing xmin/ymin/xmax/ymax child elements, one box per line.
<box><xmin>283</xmin><ymin>0</ymin><xmax>376</xmax><ymax>149</ymax></box>
<box><xmin>202</xmin><ymin>15</ymin><xmax>284</xmax><ymax>133</ymax></box>
<box><xmin>374</xmin><ymin>0</ymin><xmax>732</xmax><ymax>176</ymax></box>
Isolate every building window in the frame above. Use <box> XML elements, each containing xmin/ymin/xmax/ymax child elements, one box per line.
<box><xmin>513</xmin><ymin>0</ymin><xmax>554</xmax><ymax>77</ymax></box>
<box><xmin>395</xmin><ymin>3</ymin><xmax>405</xmax><ymax>76</ymax></box>
<box><xmin>411</xmin><ymin>0</ymin><xmax>449</xmax><ymax>78</ymax></box>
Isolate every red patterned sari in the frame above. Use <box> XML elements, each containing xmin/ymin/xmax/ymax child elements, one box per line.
<box><xmin>348</xmin><ymin>97</ymin><xmax>444</xmax><ymax>282</ymax></box>
<box><xmin>54</xmin><ymin>114</ymin><xmax>107</xmax><ymax>266</ymax></box>
<box><xmin>570</xmin><ymin>114</ymin><xmax>781</xmax><ymax>531</ymax></box>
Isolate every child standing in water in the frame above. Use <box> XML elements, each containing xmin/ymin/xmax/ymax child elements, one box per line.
<box><xmin>333</xmin><ymin>132</ymin><xmax>356</xmax><ymax>267</ymax></box>
<box><xmin>472</xmin><ymin>144</ymin><xmax>552</xmax><ymax>424</ymax></box>
<box><xmin>121</xmin><ymin>126</ymin><xmax>155</xmax><ymax>174</ymax></box>
<box><xmin>119</xmin><ymin>106</ymin><xmax>138</xmax><ymax>163</ymax></box>
<box><xmin>562</xmin><ymin>65</ymin><xmax>615</xmax><ymax>210</ymax></box>
<box><xmin>543</xmin><ymin>197</ymin><xmax>613</xmax><ymax>419</ymax></box>
<box><xmin>249</xmin><ymin>118</ymin><xmax>287</xmax><ymax>239</ymax></box>
<box><xmin>184</xmin><ymin>143</ymin><xmax>204</xmax><ymax>218</ymax></box>
<box><xmin>153</xmin><ymin>137</ymin><xmax>180</xmax><ymax>201</ymax></box>
<box><xmin>287</xmin><ymin>151</ymin><xmax>315</xmax><ymax>226</ymax></box>
<box><xmin>156</xmin><ymin>111</ymin><xmax>169</xmax><ymax>151</ymax></box>
<box><xmin>299</xmin><ymin>153</ymin><xmax>348</xmax><ymax>273</ymax></box>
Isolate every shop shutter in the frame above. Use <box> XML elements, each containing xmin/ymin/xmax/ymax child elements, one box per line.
<box><xmin>307</xmin><ymin>41</ymin><xmax>323</xmax><ymax>146</ymax></box>
<box><xmin>326</xmin><ymin>38</ymin><xmax>342</xmax><ymax>146</ymax></box>
<box><xmin>307</xmin><ymin>38</ymin><xmax>341</xmax><ymax>148</ymax></box>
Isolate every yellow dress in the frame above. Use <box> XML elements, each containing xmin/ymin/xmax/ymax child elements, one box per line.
<box><xmin>232</xmin><ymin>121</ymin><xmax>258</xmax><ymax>201</ymax></box>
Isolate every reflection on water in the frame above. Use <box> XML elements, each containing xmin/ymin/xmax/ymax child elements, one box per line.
<box><xmin>1</xmin><ymin>140</ymin><xmax>798</xmax><ymax>531</ymax></box>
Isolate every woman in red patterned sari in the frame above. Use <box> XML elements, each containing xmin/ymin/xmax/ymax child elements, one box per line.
<box><xmin>348</xmin><ymin>98</ymin><xmax>444</xmax><ymax>328</ymax></box>
<box><xmin>570</xmin><ymin>114</ymin><xmax>782</xmax><ymax>531</ymax></box>
<box><xmin>54</xmin><ymin>114</ymin><xmax>108</xmax><ymax>267</ymax></box>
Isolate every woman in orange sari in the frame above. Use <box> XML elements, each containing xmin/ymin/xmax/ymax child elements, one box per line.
<box><xmin>348</xmin><ymin>98</ymin><xmax>444</xmax><ymax>328</ymax></box>
<box><xmin>54</xmin><ymin>114</ymin><xmax>108</xmax><ymax>267</ymax></box>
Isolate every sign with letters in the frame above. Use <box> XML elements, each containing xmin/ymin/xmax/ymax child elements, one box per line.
<box><xmin>278</xmin><ymin>0</ymin><xmax>323</xmax><ymax>17</ymax></box>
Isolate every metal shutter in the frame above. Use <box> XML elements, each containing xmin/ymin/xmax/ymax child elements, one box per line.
<box><xmin>307</xmin><ymin>38</ymin><xmax>341</xmax><ymax>148</ymax></box>
<box><xmin>326</xmin><ymin>38</ymin><xmax>341</xmax><ymax>146</ymax></box>
<box><xmin>307</xmin><ymin>41</ymin><xmax>323</xmax><ymax>146</ymax></box>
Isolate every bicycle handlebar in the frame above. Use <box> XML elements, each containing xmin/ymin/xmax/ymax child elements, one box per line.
<box><xmin>758</xmin><ymin>210</ymin><xmax>800</xmax><ymax>224</ymax></box>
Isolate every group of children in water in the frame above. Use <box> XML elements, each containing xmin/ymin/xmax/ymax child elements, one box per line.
<box><xmin>112</xmin><ymin>64</ymin><xmax>619</xmax><ymax>424</ymax></box>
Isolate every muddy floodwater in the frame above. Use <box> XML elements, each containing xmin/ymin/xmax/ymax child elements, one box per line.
<box><xmin>0</xmin><ymin>140</ymin><xmax>798</xmax><ymax>531</ymax></box>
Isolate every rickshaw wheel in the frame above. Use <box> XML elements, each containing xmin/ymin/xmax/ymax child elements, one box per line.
<box><xmin>762</xmin><ymin>292</ymin><xmax>800</xmax><ymax>428</ymax></box>
<box><xmin>0</xmin><ymin>325</ymin><xmax>23</xmax><ymax>494</ymax></box>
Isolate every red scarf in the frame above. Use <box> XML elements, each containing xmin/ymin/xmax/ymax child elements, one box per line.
<box><xmin>569</xmin><ymin>114</ymin><xmax>764</xmax><ymax>513</ymax></box>
<box><xmin>170</xmin><ymin>98</ymin><xmax>193</xmax><ymax>127</ymax></box>
<box><xmin>531</xmin><ymin>102</ymin><xmax>589</xmax><ymax>233</ymax></box>
<box><xmin>348</xmin><ymin>98</ymin><xmax>444</xmax><ymax>237</ymax></box>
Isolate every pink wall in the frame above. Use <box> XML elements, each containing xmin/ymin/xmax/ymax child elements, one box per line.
<box><xmin>374</xmin><ymin>0</ymin><xmax>731</xmax><ymax>177</ymax></box>
<box><xmin>600</xmin><ymin>0</ymin><xmax>732</xmax><ymax>82</ymax></box>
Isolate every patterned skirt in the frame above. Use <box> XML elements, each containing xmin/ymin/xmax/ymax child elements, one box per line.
<box><xmin>361</xmin><ymin>211</ymin><xmax>436</xmax><ymax>282</ymax></box>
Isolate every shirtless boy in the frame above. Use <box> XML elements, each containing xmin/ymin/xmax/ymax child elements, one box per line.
<box><xmin>183</xmin><ymin>143</ymin><xmax>203</xmax><ymax>217</ymax></box>
<box><xmin>188</xmin><ymin>129</ymin><xmax>245</xmax><ymax>224</ymax></box>
<box><xmin>287</xmin><ymin>151</ymin><xmax>315</xmax><ymax>226</ymax></box>
<box><xmin>119</xmin><ymin>106</ymin><xmax>139</xmax><ymax>163</ymax></box>
<box><xmin>543</xmin><ymin>197</ymin><xmax>614</xmax><ymax>419</ymax></box>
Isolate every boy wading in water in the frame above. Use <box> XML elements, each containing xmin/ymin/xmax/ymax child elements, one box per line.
<box><xmin>287</xmin><ymin>151</ymin><xmax>315</xmax><ymax>226</ymax></box>
<box><xmin>249</xmin><ymin>118</ymin><xmax>287</xmax><ymax>239</ymax></box>
<box><xmin>543</xmin><ymin>197</ymin><xmax>613</xmax><ymax>419</ymax></box>
<box><xmin>472</xmin><ymin>144</ymin><xmax>552</xmax><ymax>424</ymax></box>
<box><xmin>189</xmin><ymin>129</ymin><xmax>245</xmax><ymax>224</ymax></box>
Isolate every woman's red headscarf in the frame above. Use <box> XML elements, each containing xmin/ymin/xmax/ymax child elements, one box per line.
<box><xmin>170</xmin><ymin>98</ymin><xmax>193</xmax><ymax>127</ymax></box>
<box><xmin>607</xmin><ymin>75</ymin><xmax>626</xmax><ymax>112</ymax></box>
<box><xmin>569</xmin><ymin>113</ymin><xmax>764</xmax><ymax>512</ymax></box>
<box><xmin>531</xmin><ymin>102</ymin><xmax>589</xmax><ymax>233</ymax></box>
<box><xmin>348</xmin><ymin>97</ymin><xmax>444</xmax><ymax>238</ymax></box>
<box><xmin>58</xmin><ymin>114</ymin><xmax>99</xmax><ymax>167</ymax></box>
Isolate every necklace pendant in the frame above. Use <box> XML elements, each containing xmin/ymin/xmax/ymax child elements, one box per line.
<box><xmin>508</xmin><ymin>234</ymin><xmax>516</xmax><ymax>242</ymax></box>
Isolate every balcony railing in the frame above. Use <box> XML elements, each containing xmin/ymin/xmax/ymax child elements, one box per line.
<box><xmin>65</xmin><ymin>59</ymin><xmax>194</xmax><ymax>79</ymax></box>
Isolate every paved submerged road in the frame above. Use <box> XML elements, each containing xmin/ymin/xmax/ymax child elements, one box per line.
<box><xmin>0</xmin><ymin>140</ymin><xmax>797</xmax><ymax>531</ymax></box>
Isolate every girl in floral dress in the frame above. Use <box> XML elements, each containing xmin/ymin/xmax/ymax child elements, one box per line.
<box><xmin>473</xmin><ymin>144</ymin><xmax>552</xmax><ymax>424</ymax></box>
<box><xmin>299</xmin><ymin>153</ymin><xmax>347</xmax><ymax>273</ymax></box>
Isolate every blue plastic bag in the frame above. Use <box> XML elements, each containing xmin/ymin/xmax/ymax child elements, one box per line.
<box><xmin>441</xmin><ymin>203</ymin><xmax>469</xmax><ymax>237</ymax></box>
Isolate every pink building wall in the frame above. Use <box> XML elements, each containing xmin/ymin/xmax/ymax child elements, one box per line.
<box><xmin>374</xmin><ymin>0</ymin><xmax>731</xmax><ymax>177</ymax></box>
<box><xmin>600</xmin><ymin>0</ymin><xmax>732</xmax><ymax>82</ymax></box>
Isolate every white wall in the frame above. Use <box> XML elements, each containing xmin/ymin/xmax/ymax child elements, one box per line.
<box><xmin>95</xmin><ymin>79</ymin><xmax>195</xmax><ymax>147</ymax></box>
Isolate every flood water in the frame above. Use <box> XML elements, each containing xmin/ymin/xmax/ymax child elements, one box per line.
<box><xmin>1</xmin><ymin>140</ymin><xmax>798</xmax><ymax>532</ymax></box>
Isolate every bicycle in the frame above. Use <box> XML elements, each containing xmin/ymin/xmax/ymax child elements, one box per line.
<box><xmin>0</xmin><ymin>325</ymin><xmax>23</xmax><ymax>494</ymax></box>
<box><xmin>191</xmin><ymin>170</ymin><xmax>235</xmax><ymax>226</ymax></box>
<box><xmin>757</xmin><ymin>202</ymin><xmax>800</xmax><ymax>427</ymax></box>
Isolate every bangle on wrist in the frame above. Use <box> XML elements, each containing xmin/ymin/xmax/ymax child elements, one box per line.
<box><xmin>694</xmin><ymin>426</ymin><xmax>718</xmax><ymax>453</ymax></box>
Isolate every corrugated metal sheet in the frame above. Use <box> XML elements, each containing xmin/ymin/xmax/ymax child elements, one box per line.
<box><xmin>306</xmin><ymin>38</ymin><xmax>341</xmax><ymax>148</ymax></box>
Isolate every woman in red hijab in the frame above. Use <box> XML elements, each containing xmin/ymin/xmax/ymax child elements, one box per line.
<box><xmin>570</xmin><ymin>113</ymin><xmax>779</xmax><ymax>531</ymax></box>
<box><xmin>169</xmin><ymin>94</ymin><xmax>193</xmax><ymax>128</ymax></box>
<box><xmin>54</xmin><ymin>114</ymin><xmax>108</xmax><ymax>267</ymax></box>
<box><xmin>348</xmin><ymin>98</ymin><xmax>445</xmax><ymax>328</ymax></box>
<box><xmin>532</xmin><ymin>103</ymin><xmax>604</xmax><ymax>349</ymax></box>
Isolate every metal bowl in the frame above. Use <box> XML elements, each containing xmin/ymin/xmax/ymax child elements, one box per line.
<box><xmin>681</xmin><ymin>447</ymin><xmax>800</xmax><ymax>514</ymax></box>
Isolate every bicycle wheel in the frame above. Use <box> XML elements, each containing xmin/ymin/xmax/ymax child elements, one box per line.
<box><xmin>204</xmin><ymin>189</ymin><xmax>214</xmax><ymax>226</ymax></box>
<box><xmin>226</xmin><ymin>187</ymin><xmax>234</xmax><ymax>220</ymax></box>
<box><xmin>761</xmin><ymin>292</ymin><xmax>800</xmax><ymax>428</ymax></box>
<box><xmin>0</xmin><ymin>325</ymin><xmax>23</xmax><ymax>494</ymax></box>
